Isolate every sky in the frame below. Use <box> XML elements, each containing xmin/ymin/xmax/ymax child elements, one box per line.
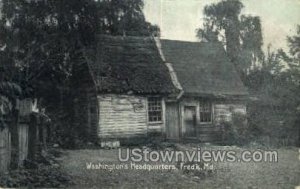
<box><xmin>144</xmin><ymin>0</ymin><xmax>300</xmax><ymax>51</ymax></box>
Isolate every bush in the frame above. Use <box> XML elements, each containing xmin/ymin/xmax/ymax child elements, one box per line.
<box><xmin>222</xmin><ymin>113</ymin><xmax>249</xmax><ymax>146</ymax></box>
<box><xmin>0</xmin><ymin>149</ymin><xmax>71</xmax><ymax>188</ymax></box>
<box><xmin>0</xmin><ymin>166</ymin><xmax>71</xmax><ymax>188</ymax></box>
<box><xmin>247</xmin><ymin>103</ymin><xmax>299</xmax><ymax>147</ymax></box>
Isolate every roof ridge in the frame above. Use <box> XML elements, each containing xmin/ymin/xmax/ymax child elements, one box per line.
<box><xmin>97</xmin><ymin>34</ymin><xmax>153</xmax><ymax>40</ymax></box>
<box><xmin>160</xmin><ymin>39</ymin><xmax>223</xmax><ymax>45</ymax></box>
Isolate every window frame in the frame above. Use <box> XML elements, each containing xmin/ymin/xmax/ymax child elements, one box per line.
<box><xmin>147</xmin><ymin>97</ymin><xmax>163</xmax><ymax>124</ymax></box>
<box><xmin>199</xmin><ymin>100</ymin><xmax>213</xmax><ymax>124</ymax></box>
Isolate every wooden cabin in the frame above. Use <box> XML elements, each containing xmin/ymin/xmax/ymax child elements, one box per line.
<box><xmin>72</xmin><ymin>35</ymin><xmax>178</xmax><ymax>142</ymax></box>
<box><xmin>73</xmin><ymin>35</ymin><xmax>248</xmax><ymax>143</ymax></box>
<box><xmin>159</xmin><ymin>40</ymin><xmax>248</xmax><ymax>142</ymax></box>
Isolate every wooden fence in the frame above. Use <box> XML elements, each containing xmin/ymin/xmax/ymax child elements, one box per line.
<box><xmin>0</xmin><ymin>117</ymin><xmax>43</xmax><ymax>173</ymax></box>
<box><xmin>0</xmin><ymin>127</ymin><xmax>11</xmax><ymax>172</ymax></box>
<box><xmin>0</xmin><ymin>122</ymin><xmax>30</xmax><ymax>173</ymax></box>
<box><xmin>18</xmin><ymin>123</ymin><xmax>29</xmax><ymax>165</ymax></box>
<box><xmin>0</xmin><ymin>98</ymin><xmax>44</xmax><ymax>173</ymax></box>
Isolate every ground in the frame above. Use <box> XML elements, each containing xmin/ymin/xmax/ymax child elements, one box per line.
<box><xmin>58</xmin><ymin>144</ymin><xmax>300</xmax><ymax>189</ymax></box>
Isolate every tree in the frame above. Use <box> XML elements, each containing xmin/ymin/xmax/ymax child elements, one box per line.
<box><xmin>286</xmin><ymin>25</ymin><xmax>300</xmax><ymax>146</ymax></box>
<box><xmin>288</xmin><ymin>25</ymin><xmax>300</xmax><ymax>61</ymax></box>
<box><xmin>240</xmin><ymin>15</ymin><xmax>264</xmax><ymax>71</ymax></box>
<box><xmin>98</xmin><ymin>0</ymin><xmax>160</xmax><ymax>36</ymax></box>
<box><xmin>0</xmin><ymin>0</ymin><xmax>160</xmax><ymax>150</ymax></box>
<box><xmin>198</xmin><ymin>0</ymin><xmax>243</xmax><ymax>60</ymax></box>
<box><xmin>0</xmin><ymin>0</ymin><xmax>159</xmax><ymax>101</ymax></box>
<box><xmin>197</xmin><ymin>0</ymin><xmax>263</xmax><ymax>75</ymax></box>
<box><xmin>244</xmin><ymin>25</ymin><xmax>300</xmax><ymax>146</ymax></box>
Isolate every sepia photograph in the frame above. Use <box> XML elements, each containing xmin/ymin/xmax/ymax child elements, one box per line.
<box><xmin>0</xmin><ymin>0</ymin><xmax>299</xmax><ymax>188</ymax></box>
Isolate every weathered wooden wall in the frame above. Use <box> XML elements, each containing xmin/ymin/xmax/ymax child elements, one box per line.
<box><xmin>0</xmin><ymin>116</ymin><xmax>30</xmax><ymax>172</ymax></box>
<box><xmin>18</xmin><ymin>124</ymin><xmax>28</xmax><ymax>165</ymax></box>
<box><xmin>97</xmin><ymin>94</ymin><xmax>167</xmax><ymax>140</ymax></box>
<box><xmin>98</xmin><ymin>94</ymin><xmax>148</xmax><ymax>139</ymax></box>
<box><xmin>174</xmin><ymin>97</ymin><xmax>247</xmax><ymax>142</ymax></box>
<box><xmin>0</xmin><ymin>128</ymin><xmax>11</xmax><ymax>173</ymax></box>
<box><xmin>0</xmin><ymin>99</ymin><xmax>36</xmax><ymax>172</ymax></box>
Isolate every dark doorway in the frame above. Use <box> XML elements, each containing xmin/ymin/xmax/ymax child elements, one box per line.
<box><xmin>184</xmin><ymin>106</ymin><xmax>197</xmax><ymax>138</ymax></box>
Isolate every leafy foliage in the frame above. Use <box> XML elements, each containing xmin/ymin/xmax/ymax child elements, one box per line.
<box><xmin>222</xmin><ymin>113</ymin><xmax>249</xmax><ymax>146</ymax></box>
<box><xmin>0</xmin><ymin>82</ymin><xmax>22</xmax><ymax>100</ymax></box>
<box><xmin>98</xmin><ymin>0</ymin><xmax>160</xmax><ymax>36</ymax></box>
<box><xmin>0</xmin><ymin>81</ymin><xmax>22</xmax><ymax>130</ymax></box>
<box><xmin>197</xmin><ymin>0</ymin><xmax>263</xmax><ymax>75</ymax></box>
<box><xmin>244</xmin><ymin>25</ymin><xmax>300</xmax><ymax>147</ymax></box>
<box><xmin>0</xmin><ymin>0</ymin><xmax>159</xmax><ymax>145</ymax></box>
<box><xmin>0</xmin><ymin>167</ymin><xmax>71</xmax><ymax>188</ymax></box>
<box><xmin>199</xmin><ymin>1</ymin><xmax>299</xmax><ymax>147</ymax></box>
<box><xmin>1</xmin><ymin>0</ymin><xmax>99</xmax><ymax>99</ymax></box>
<box><xmin>0</xmin><ymin>148</ymin><xmax>71</xmax><ymax>188</ymax></box>
<box><xmin>287</xmin><ymin>25</ymin><xmax>300</xmax><ymax>59</ymax></box>
<box><xmin>0</xmin><ymin>0</ymin><xmax>158</xmax><ymax>99</ymax></box>
<box><xmin>240</xmin><ymin>15</ymin><xmax>264</xmax><ymax>71</ymax></box>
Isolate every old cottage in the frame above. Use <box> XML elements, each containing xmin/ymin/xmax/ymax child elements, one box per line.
<box><xmin>72</xmin><ymin>35</ymin><xmax>178</xmax><ymax>142</ymax></box>
<box><xmin>73</xmin><ymin>35</ymin><xmax>248</xmax><ymax>143</ymax></box>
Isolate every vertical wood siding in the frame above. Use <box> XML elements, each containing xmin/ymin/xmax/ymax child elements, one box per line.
<box><xmin>0</xmin><ymin>128</ymin><xmax>11</xmax><ymax>173</ymax></box>
<box><xmin>18</xmin><ymin>124</ymin><xmax>29</xmax><ymax>166</ymax></box>
<box><xmin>98</xmin><ymin>94</ymin><xmax>148</xmax><ymax>138</ymax></box>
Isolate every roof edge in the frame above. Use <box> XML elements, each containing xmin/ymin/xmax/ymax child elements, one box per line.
<box><xmin>153</xmin><ymin>37</ymin><xmax>184</xmax><ymax>99</ymax></box>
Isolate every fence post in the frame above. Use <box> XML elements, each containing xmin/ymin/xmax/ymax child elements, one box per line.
<box><xmin>9</xmin><ymin>108</ymin><xmax>19</xmax><ymax>170</ymax></box>
<box><xmin>28</xmin><ymin>113</ymin><xmax>38</xmax><ymax>166</ymax></box>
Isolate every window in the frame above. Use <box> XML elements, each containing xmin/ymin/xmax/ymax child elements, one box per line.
<box><xmin>148</xmin><ymin>97</ymin><xmax>162</xmax><ymax>123</ymax></box>
<box><xmin>199</xmin><ymin>101</ymin><xmax>212</xmax><ymax>123</ymax></box>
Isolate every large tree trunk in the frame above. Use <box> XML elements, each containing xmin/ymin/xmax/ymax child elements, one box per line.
<box><xmin>225</xmin><ymin>19</ymin><xmax>241</xmax><ymax>64</ymax></box>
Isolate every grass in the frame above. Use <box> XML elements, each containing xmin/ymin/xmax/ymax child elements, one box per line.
<box><xmin>58</xmin><ymin>144</ymin><xmax>300</xmax><ymax>189</ymax></box>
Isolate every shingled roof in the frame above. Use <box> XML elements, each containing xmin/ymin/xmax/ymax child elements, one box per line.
<box><xmin>160</xmin><ymin>40</ymin><xmax>248</xmax><ymax>97</ymax></box>
<box><xmin>87</xmin><ymin>35</ymin><xmax>177</xmax><ymax>94</ymax></box>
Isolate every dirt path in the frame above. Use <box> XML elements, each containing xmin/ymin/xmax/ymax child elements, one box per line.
<box><xmin>58</xmin><ymin>147</ymin><xmax>300</xmax><ymax>189</ymax></box>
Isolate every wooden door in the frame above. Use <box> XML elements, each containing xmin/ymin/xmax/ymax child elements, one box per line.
<box><xmin>184</xmin><ymin>106</ymin><xmax>196</xmax><ymax>138</ymax></box>
<box><xmin>165</xmin><ymin>102</ymin><xmax>180</xmax><ymax>139</ymax></box>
